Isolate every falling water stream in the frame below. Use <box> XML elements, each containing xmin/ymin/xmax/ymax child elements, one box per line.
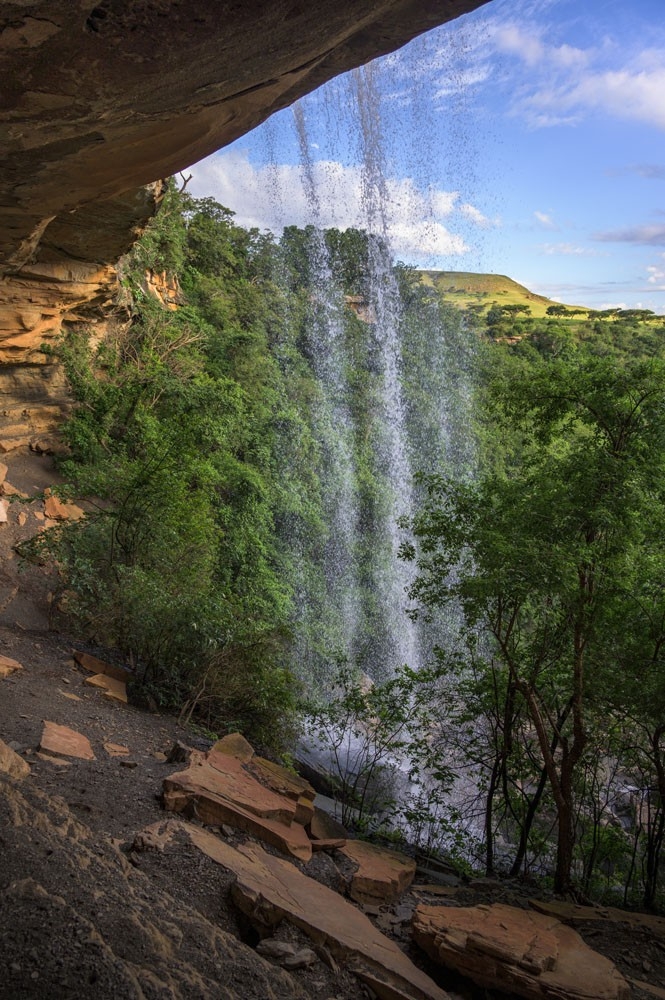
<box><xmin>288</xmin><ymin>66</ymin><xmax>428</xmax><ymax>681</ymax></box>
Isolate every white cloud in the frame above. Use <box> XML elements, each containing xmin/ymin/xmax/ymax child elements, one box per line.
<box><xmin>540</xmin><ymin>243</ymin><xmax>608</xmax><ymax>257</ymax></box>
<box><xmin>594</xmin><ymin>224</ymin><xmax>665</xmax><ymax>246</ymax></box>
<box><xmin>460</xmin><ymin>202</ymin><xmax>495</xmax><ymax>227</ymax></box>
<box><xmin>647</xmin><ymin>254</ymin><xmax>665</xmax><ymax>289</ymax></box>
<box><xmin>424</xmin><ymin>8</ymin><xmax>665</xmax><ymax>132</ymax></box>
<box><xmin>523</xmin><ymin>67</ymin><xmax>665</xmax><ymax>131</ymax></box>
<box><xmin>491</xmin><ymin>23</ymin><xmax>589</xmax><ymax>71</ymax></box>
<box><xmin>534</xmin><ymin>211</ymin><xmax>557</xmax><ymax>230</ymax></box>
<box><xmin>430</xmin><ymin>190</ymin><xmax>459</xmax><ymax>216</ymax></box>
<box><xmin>189</xmin><ymin>150</ymin><xmax>490</xmax><ymax>258</ymax></box>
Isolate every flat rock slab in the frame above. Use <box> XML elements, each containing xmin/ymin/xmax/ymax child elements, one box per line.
<box><xmin>213</xmin><ymin>732</ymin><xmax>316</xmax><ymax>827</ymax></box>
<box><xmin>35</xmin><ymin>752</ymin><xmax>71</xmax><ymax>767</ymax></box>
<box><xmin>0</xmin><ymin>737</ymin><xmax>30</xmax><ymax>779</ymax></box>
<box><xmin>413</xmin><ymin>902</ymin><xmax>630</xmax><ymax>1000</ymax></box>
<box><xmin>84</xmin><ymin>672</ymin><xmax>127</xmax><ymax>703</ymax></box>
<box><xmin>40</xmin><ymin>720</ymin><xmax>95</xmax><ymax>761</ymax></box>
<box><xmin>73</xmin><ymin>650</ymin><xmax>131</xmax><ymax>684</ymax></box>
<box><xmin>340</xmin><ymin>839</ymin><xmax>416</xmax><ymax>906</ymax></box>
<box><xmin>312</xmin><ymin>837</ymin><xmax>347</xmax><ymax>852</ymax></box>
<box><xmin>163</xmin><ymin>750</ymin><xmax>312</xmax><ymax>861</ymax></box>
<box><xmin>43</xmin><ymin>493</ymin><xmax>85</xmax><ymax>521</ymax></box>
<box><xmin>0</xmin><ymin>654</ymin><xmax>23</xmax><ymax>678</ymax></box>
<box><xmin>183</xmin><ymin>824</ymin><xmax>448</xmax><ymax>1000</ymax></box>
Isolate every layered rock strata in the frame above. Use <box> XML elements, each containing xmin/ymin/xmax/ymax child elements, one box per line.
<box><xmin>413</xmin><ymin>902</ymin><xmax>630</xmax><ymax>1000</ymax></box>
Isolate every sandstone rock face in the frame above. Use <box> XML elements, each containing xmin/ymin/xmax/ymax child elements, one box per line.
<box><xmin>184</xmin><ymin>824</ymin><xmax>449</xmax><ymax>1000</ymax></box>
<box><xmin>413</xmin><ymin>902</ymin><xmax>630</xmax><ymax>1000</ymax></box>
<box><xmin>0</xmin><ymin>0</ymin><xmax>487</xmax><ymax>270</ymax></box>
<box><xmin>0</xmin><ymin>0</ymin><xmax>487</xmax><ymax>435</ymax></box>
<box><xmin>341</xmin><ymin>838</ymin><xmax>417</xmax><ymax>907</ymax></box>
<box><xmin>0</xmin><ymin>654</ymin><xmax>23</xmax><ymax>679</ymax></box>
<box><xmin>163</xmin><ymin>748</ymin><xmax>314</xmax><ymax>861</ymax></box>
<box><xmin>0</xmin><ymin>737</ymin><xmax>30</xmax><ymax>779</ymax></box>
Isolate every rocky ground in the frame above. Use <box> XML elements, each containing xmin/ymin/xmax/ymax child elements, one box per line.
<box><xmin>2</xmin><ymin>627</ymin><xmax>665</xmax><ymax>1000</ymax></box>
<box><xmin>1</xmin><ymin>449</ymin><xmax>665</xmax><ymax>1000</ymax></box>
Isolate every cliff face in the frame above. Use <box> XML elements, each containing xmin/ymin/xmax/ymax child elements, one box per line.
<box><xmin>0</xmin><ymin>0</ymin><xmax>488</xmax><ymax>443</ymax></box>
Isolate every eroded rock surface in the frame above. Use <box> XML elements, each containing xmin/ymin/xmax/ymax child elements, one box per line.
<box><xmin>184</xmin><ymin>823</ymin><xmax>449</xmax><ymax>1000</ymax></box>
<box><xmin>0</xmin><ymin>774</ymin><xmax>309</xmax><ymax>999</ymax></box>
<box><xmin>341</xmin><ymin>838</ymin><xmax>416</xmax><ymax>907</ymax></box>
<box><xmin>413</xmin><ymin>902</ymin><xmax>630</xmax><ymax>1000</ymax></box>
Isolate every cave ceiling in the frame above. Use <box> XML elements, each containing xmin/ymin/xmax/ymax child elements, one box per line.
<box><xmin>0</xmin><ymin>0</ymin><xmax>489</xmax><ymax>270</ymax></box>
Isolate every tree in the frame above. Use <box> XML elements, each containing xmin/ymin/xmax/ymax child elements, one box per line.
<box><xmin>404</xmin><ymin>353</ymin><xmax>665</xmax><ymax>893</ymax></box>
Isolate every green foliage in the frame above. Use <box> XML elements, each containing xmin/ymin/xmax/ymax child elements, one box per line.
<box><xmin>405</xmin><ymin>348</ymin><xmax>665</xmax><ymax>899</ymax></box>
<box><xmin>43</xmin><ymin>189</ymin><xmax>325</xmax><ymax>751</ymax></box>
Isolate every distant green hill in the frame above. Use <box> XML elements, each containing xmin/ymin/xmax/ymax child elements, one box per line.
<box><xmin>419</xmin><ymin>270</ymin><xmax>579</xmax><ymax>319</ymax></box>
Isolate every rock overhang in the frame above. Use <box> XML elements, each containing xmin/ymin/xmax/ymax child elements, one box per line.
<box><xmin>0</xmin><ymin>0</ymin><xmax>490</xmax><ymax>273</ymax></box>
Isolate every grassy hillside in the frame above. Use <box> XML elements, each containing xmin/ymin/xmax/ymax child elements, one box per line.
<box><xmin>420</xmin><ymin>270</ymin><xmax>577</xmax><ymax>319</ymax></box>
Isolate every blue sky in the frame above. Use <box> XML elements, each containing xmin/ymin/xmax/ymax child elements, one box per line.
<box><xmin>190</xmin><ymin>0</ymin><xmax>665</xmax><ymax>313</ymax></box>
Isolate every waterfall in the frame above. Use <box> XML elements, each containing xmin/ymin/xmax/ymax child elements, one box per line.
<box><xmin>220</xmin><ymin>56</ymin><xmax>479</xmax><ymax>690</ymax></box>
<box><xmin>290</xmin><ymin>100</ymin><xmax>362</xmax><ymax>669</ymax></box>
<box><xmin>252</xmin><ymin>56</ymin><xmax>480</xmax><ymax>850</ymax></box>
<box><xmin>350</xmin><ymin>65</ymin><xmax>421</xmax><ymax>675</ymax></box>
<box><xmin>283</xmin><ymin>70</ymin><xmax>427</xmax><ymax>681</ymax></box>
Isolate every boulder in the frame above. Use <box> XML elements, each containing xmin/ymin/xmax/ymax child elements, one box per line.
<box><xmin>0</xmin><ymin>654</ymin><xmax>23</xmax><ymax>678</ymax></box>
<box><xmin>309</xmin><ymin>805</ymin><xmax>348</xmax><ymax>843</ymax></box>
<box><xmin>39</xmin><ymin>721</ymin><xmax>95</xmax><ymax>761</ymax></box>
<box><xmin>84</xmin><ymin>672</ymin><xmax>128</xmax><ymax>704</ymax></box>
<box><xmin>0</xmin><ymin>738</ymin><xmax>30</xmax><ymax>779</ymax></box>
<box><xmin>340</xmin><ymin>839</ymin><xmax>416</xmax><ymax>906</ymax></box>
<box><xmin>212</xmin><ymin>732</ymin><xmax>255</xmax><ymax>762</ymax></box>
<box><xmin>166</xmin><ymin>740</ymin><xmax>192</xmax><ymax>764</ymax></box>
<box><xmin>413</xmin><ymin>902</ymin><xmax>630</xmax><ymax>1000</ymax></box>
<box><xmin>43</xmin><ymin>490</ymin><xmax>85</xmax><ymax>521</ymax></box>
<box><xmin>132</xmin><ymin>819</ymin><xmax>181</xmax><ymax>854</ymax></box>
<box><xmin>247</xmin><ymin>755</ymin><xmax>316</xmax><ymax>826</ymax></box>
<box><xmin>184</xmin><ymin>823</ymin><xmax>449</xmax><ymax>1000</ymax></box>
<box><xmin>73</xmin><ymin>649</ymin><xmax>131</xmax><ymax>684</ymax></box>
<box><xmin>163</xmin><ymin>749</ymin><xmax>313</xmax><ymax>861</ymax></box>
<box><xmin>213</xmin><ymin>732</ymin><xmax>317</xmax><ymax>827</ymax></box>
